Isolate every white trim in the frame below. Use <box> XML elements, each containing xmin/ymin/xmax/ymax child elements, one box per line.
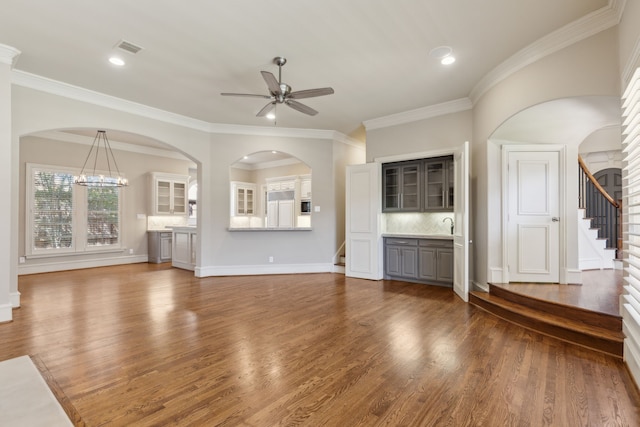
<box><xmin>10</xmin><ymin>291</ymin><xmax>20</xmax><ymax>308</ymax></box>
<box><xmin>11</xmin><ymin>70</ymin><xmax>361</xmax><ymax>145</ymax></box>
<box><xmin>488</xmin><ymin>267</ymin><xmax>505</xmax><ymax>284</ymax></box>
<box><xmin>363</xmin><ymin>98</ymin><xmax>472</xmax><ymax>131</ymax></box>
<box><xmin>470</xmin><ymin>1</ymin><xmax>623</xmax><ymax>104</ymax></box>
<box><xmin>622</xmin><ymin>35</ymin><xmax>640</xmax><ymax>90</ymax></box>
<box><xmin>0</xmin><ymin>44</ymin><xmax>21</xmax><ymax>67</ymax></box>
<box><xmin>501</xmin><ymin>144</ymin><xmax>567</xmax><ymax>283</ymax></box>
<box><xmin>17</xmin><ymin>254</ymin><xmax>148</xmax><ymax>275</ymax></box>
<box><xmin>473</xmin><ymin>281</ymin><xmax>489</xmax><ymax>292</ymax></box>
<box><xmin>196</xmin><ymin>263</ymin><xmax>335</xmax><ymax>277</ymax></box>
<box><xmin>0</xmin><ymin>304</ymin><xmax>12</xmax><ymax>323</ymax></box>
<box><xmin>32</xmin><ymin>130</ymin><xmax>190</xmax><ymax>161</ymax></box>
<box><xmin>374</xmin><ymin>147</ymin><xmax>456</xmax><ymax>165</ymax></box>
<box><xmin>564</xmin><ymin>268</ymin><xmax>583</xmax><ymax>284</ymax></box>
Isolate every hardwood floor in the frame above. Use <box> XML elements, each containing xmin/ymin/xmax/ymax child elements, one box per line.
<box><xmin>1</xmin><ymin>263</ymin><xmax>639</xmax><ymax>426</ymax></box>
<box><xmin>490</xmin><ymin>268</ymin><xmax>623</xmax><ymax>316</ymax></box>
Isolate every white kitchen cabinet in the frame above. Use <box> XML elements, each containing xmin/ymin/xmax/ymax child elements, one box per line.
<box><xmin>230</xmin><ymin>182</ymin><xmax>256</xmax><ymax>216</ymax></box>
<box><xmin>172</xmin><ymin>227</ymin><xmax>197</xmax><ymax>271</ymax></box>
<box><xmin>300</xmin><ymin>176</ymin><xmax>312</xmax><ymax>199</ymax></box>
<box><xmin>267</xmin><ymin>199</ymin><xmax>295</xmax><ymax>228</ymax></box>
<box><xmin>149</xmin><ymin>172</ymin><xmax>189</xmax><ymax>216</ymax></box>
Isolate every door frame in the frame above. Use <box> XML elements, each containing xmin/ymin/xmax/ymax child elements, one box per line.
<box><xmin>501</xmin><ymin>144</ymin><xmax>567</xmax><ymax>283</ymax></box>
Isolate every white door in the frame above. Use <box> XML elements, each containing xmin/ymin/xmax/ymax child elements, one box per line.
<box><xmin>453</xmin><ymin>142</ymin><xmax>470</xmax><ymax>301</ymax></box>
<box><xmin>507</xmin><ymin>150</ymin><xmax>560</xmax><ymax>282</ymax></box>
<box><xmin>346</xmin><ymin>163</ymin><xmax>383</xmax><ymax>280</ymax></box>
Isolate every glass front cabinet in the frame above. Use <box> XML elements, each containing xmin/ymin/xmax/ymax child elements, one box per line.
<box><xmin>382</xmin><ymin>155</ymin><xmax>454</xmax><ymax>213</ymax></box>
<box><xmin>382</xmin><ymin>161</ymin><xmax>421</xmax><ymax>212</ymax></box>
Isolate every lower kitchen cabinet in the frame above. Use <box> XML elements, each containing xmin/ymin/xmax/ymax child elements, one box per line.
<box><xmin>385</xmin><ymin>239</ymin><xmax>419</xmax><ymax>279</ymax></box>
<box><xmin>148</xmin><ymin>231</ymin><xmax>172</xmax><ymax>263</ymax></box>
<box><xmin>172</xmin><ymin>228</ymin><xmax>197</xmax><ymax>271</ymax></box>
<box><xmin>384</xmin><ymin>237</ymin><xmax>453</xmax><ymax>286</ymax></box>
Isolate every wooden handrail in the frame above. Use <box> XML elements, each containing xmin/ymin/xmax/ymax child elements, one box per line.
<box><xmin>578</xmin><ymin>155</ymin><xmax>619</xmax><ymax>208</ymax></box>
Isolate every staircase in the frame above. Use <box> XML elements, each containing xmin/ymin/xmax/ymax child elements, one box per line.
<box><xmin>470</xmin><ymin>284</ymin><xmax>623</xmax><ymax>358</ymax></box>
<box><xmin>578</xmin><ymin>156</ymin><xmax>621</xmax><ymax>269</ymax></box>
<box><xmin>578</xmin><ymin>208</ymin><xmax>617</xmax><ymax>270</ymax></box>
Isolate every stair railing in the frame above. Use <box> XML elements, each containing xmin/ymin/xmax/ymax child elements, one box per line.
<box><xmin>578</xmin><ymin>156</ymin><xmax>621</xmax><ymax>256</ymax></box>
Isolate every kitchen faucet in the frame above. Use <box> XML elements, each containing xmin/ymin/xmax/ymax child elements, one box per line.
<box><xmin>443</xmin><ymin>217</ymin><xmax>454</xmax><ymax>235</ymax></box>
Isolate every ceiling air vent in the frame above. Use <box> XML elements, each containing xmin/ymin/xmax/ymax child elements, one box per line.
<box><xmin>115</xmin><ymin>39</ymin><xmax>143</xmax><ymax>55</ymax></box>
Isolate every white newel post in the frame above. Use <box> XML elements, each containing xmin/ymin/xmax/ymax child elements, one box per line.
<box><xmin>0</xmin><ymin>44</ymin><xmax>20</xmax><ymax>322</ymax></box>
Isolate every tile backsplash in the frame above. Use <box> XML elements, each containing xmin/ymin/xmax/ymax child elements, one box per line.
<box><xmin>383</xmin><ymin>212</ymin><xmax>455</xmax><ymax>235</ymax></box>
<box><xmin>147</xmin><ymin>215</ymin><xmax>189</xmax><ymax>230</ymax></box>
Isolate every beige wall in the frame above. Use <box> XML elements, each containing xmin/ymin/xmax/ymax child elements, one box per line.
<box><xmin>619</xmin><ymin>0</ymin><xmax>640</xmax><ymax>85</ymax></box>
<box><xmin>18</xmin><ymin>135</ymin><xmax>193</xmax><ymax>270</ymax></box>
<box><xmin>365</xmin><ymin>110</ymin><xmax>473</xmax><ymax>162</ymax></box>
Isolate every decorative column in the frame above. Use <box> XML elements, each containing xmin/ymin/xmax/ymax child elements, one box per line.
<box><xmin>0</xmin><ymin>44</ymin><xmax>21</xmax><ymax>322</ymax></box>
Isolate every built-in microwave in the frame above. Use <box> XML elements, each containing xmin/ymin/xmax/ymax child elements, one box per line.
<box><xmin>301</xmin><ymin>199</ymin><xmax>311</xmax><ymax>215</ymax></box>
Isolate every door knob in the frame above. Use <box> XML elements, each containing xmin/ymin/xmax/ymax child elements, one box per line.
<box><xmin>551</xmin><ymin>217</ymin><xmax>560</xmax><ymax>222</ymax></box>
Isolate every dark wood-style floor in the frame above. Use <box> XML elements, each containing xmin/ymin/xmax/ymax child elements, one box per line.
<box><xmin>492</xmin><ymin>268</ymin><xmax>623</xmax><ymax>316</ymax></box>
<box><xmin>1</xmin><ymin>264</ymin><xmax>639</xmax><ymax>426</ymax></box>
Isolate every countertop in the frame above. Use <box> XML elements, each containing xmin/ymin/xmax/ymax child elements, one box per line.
<box><xmin>382</xmin><ymin>233</ymin><xmax>453</xmax><ymax>240</ymax></box>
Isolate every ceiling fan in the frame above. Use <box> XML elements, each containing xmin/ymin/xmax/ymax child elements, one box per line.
<box><xmin>221</xmin><ymin>57</ymin><xmax>334</xmax><ymax>117</ymax></box>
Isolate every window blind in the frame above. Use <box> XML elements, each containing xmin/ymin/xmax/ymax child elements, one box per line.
<box><xmin>32</xmin><ymin>170</ymin><xmax>74</xmax><ymax>250</ymax></box>
<box><xmin>622</xmin><ymin>66</ymin><xmax>640</xmax><ymax>383</ymax></box>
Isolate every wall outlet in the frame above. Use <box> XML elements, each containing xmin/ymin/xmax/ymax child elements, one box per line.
<box><xmin>128</xmin><ymin>248</ymin><xmax>134</xmax><ymax>255</ymax></box>
<box><xmin>314</xmin><ymin>206</ymin><xmax>321</xmax><ymax>212</ymax></box>
<box><xmin>18</xmin><ymin>256</ymin><xmax>25</xmax><ymax>264</ymax></box>
<box><xmin>268</xmin><ymin>256</ymin><xmax>274</xmax><ymax>263</ymax></box>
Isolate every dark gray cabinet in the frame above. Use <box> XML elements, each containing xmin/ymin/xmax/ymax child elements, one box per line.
<box><xmin>384</xmin><ymin>238</ymin><xmax>419</xmax><ymax>279</ymax></box>
<box><xmin>382</xmin><ymin>161</ymin><xmax>421</xmax><ymax>212</ymax></box>
<box><xmin>384</xmin><ymin>237</ymin><xmax>453</xmax><ymax>286</ymax></box>
<box><xmin>424</xmin><ymin>156</ymin><xmax>454</xmax><ymax>211</ymax></box>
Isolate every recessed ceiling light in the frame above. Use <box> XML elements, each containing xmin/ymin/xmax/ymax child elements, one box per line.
<box><xmin>441</xmin><ymin>55</ymin><xmax>456</xmax><ymax>65</ymax></box>
<box><xmin>266</xmin><ymin>112</ymin><xmax>276</xmax><ymax>120</ymax></box>
<box><xmin>243</xmin><ymin>155</ymin><xmax>249</xmax><ymax>159</ymax></box>
<box><xmin>109</xmin><ymin>56</ymin><xmax>125</xmax><ymax>66</ymax></box>
<box><xmin>272</xmin><ymin>151</ymin><xmax>277</xmax><ymax>154</ymax></box>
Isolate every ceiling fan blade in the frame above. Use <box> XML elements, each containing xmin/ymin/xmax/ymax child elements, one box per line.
<box><xmin>289</xmin><ymin>87</ymin><xmax>335</xmax><ymax>99</ymax></box>
<box><xmin>285</xmin><ymin>99</ymin><xmax>318</xmax><ymax>116</ymax></box>
<box><xmin>256</xmin><ymin>102</ymin><xmax>276</xmax><ymax>117</ymax></box>
<box><xmin>261</xmin><ymin>71</ymin><xmax>281</xmax><ymax>95</ymax></box>
<box><xmin>221</xmin><ymin>92</ymin><xmax>271</xmax><ymax>99</ymax></box>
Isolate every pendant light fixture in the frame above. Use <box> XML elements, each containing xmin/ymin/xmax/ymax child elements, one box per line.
<box><xmin>73</xmin><ymin>130</ymin><xmax>129</xmax><ymax>187</ymax></box>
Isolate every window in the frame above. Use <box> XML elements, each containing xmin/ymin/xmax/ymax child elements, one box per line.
<box><xmin>26</xmin><ymin>164</ymin><xmax>123</xmax><ymax>256</ymax></box>
<box><xmin>622</xmin><ymin>67</ymin><xmax>640</xmax><ymax>384</ymax></box>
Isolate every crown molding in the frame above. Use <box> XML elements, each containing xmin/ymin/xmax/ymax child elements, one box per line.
<box><xmin>29</xmin><ymin>130</ymin><xmax>194</xmax><ymax>162</ymax></box>
<box><xmin>362</xmin><ymin>98</ymin><xmax>473</xmax><ymax>131</ymax></box>
<box><xmin>11</xmin><ymin>70</ymin><xmax>357</xmax><ymax>144</ymax></box>
<box><xmin>469</xmin><ymin>0</ymin><xmax>623</xmax><ymax>104</ymax></box>
<box><xmin>0</xmin><ymin>44</ymin><xmax>21</xmax><ymax>67</ymax></box>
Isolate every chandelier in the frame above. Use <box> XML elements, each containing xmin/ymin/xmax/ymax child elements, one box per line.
<box><xmin>73</xmin><ymin>130</ymin><xmax>129</xmax><ymax>187</ymax></box>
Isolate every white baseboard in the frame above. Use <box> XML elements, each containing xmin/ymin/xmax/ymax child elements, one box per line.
<box><xmin>0</xmin><ymin>303</ymin><xmax>12</xmax><ymax>323</ymax></box>
<box><xmin>196</xmin><ymin>263</ymin><xmax>335</xmax><ymax>278</ymax></box>
<box><xmin>564</xmin><ymin>269</ymin><xmax>583</xmax><ymax>285</ymax></box>
<box><xmin>18</xmin><ymin>255</ymin><xmax>149</xmax><ymax>275</ymax></box>
<box><xmin>10</xmin><ymin>291</ymin><xmax>20</xmax><ymax>308</ymax></box>
<box><xmin>625</xmin><ymin>340</ymin><xmax>640</xmax><ymax>391</ymax></box>
<box><xmin>488</xmin><ymin>267</ymin><xmax>504</xmax><ymax>283</ymax></box>
<box><xmin>472</xmin><ymin>281</ymin><xmax>489</xmax><ymax>292</ymax></box>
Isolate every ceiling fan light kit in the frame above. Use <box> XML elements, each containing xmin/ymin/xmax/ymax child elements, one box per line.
<box><xmin>221</xmin><ymin>57</ymin><xmax>334</xmax><ymax>118</ymax></box>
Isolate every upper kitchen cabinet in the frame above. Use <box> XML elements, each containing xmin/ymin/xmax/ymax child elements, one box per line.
<box><xmin>382</xmin><ymin>160</ymin><xmax>421</xmax><ymax>212</ymax></box>
<box><xmin>149</xmin><ymin>172</ymin><xmax>189</xmax><ymax>216</ymax></box>
<box><xmin>231</xmin><ymin>182</ymin><xmax>256</xmax><ymax>216</ymax></box>
<box><xmin>424</xmin><ymin>156</ymin><xmax>454</xmax><ymax>211</ymax></box>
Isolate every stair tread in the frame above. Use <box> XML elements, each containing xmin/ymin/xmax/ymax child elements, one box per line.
<box><xmin>470</xmin><ymin>291</ymin><xmax>623</xmax><ymax>341</ymax></box>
